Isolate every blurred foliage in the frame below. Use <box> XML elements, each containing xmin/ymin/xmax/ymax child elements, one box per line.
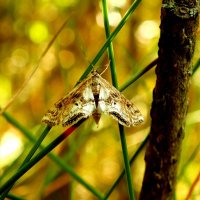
<box><xmin>0</xmin><ymin>0</ymin><xmax>199</xmax><ymax>200</ymax></box>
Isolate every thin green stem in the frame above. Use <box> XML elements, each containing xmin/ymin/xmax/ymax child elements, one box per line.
<box><xmin>102</xmin><ymin>0</ymin><xmax>118</xmax><ymax>87</ymax></box>
<box><xmin>6</xmin><ymin>194</ymin><xmax>25</xmax><ymax>200</ymax></box>
<box><xmin>118</xmin><ymin>56</ymin><xmax>200</xmax><ymax>92</ymax></box>
<box><xmin>2</xmin><ymin>112</ymin><xmax>39</xmax><ymax>142</ymax></box>
<box><xmin>118</xmin><ymin>126</ymin><xmax>135</xmax><ymax>200</ymax></box>
<box><xmin>0</xmin><ymin>126</ymin><xmax>51</xmax><ymax>199</ymax></box>
<box><xmin>192</xmin><ymin>58</ymin><xmax>200</xmax><ymax>74</ymax></box>
<box><xmin>1</xmin><ymin>114</ymin><xmax>103</xmax><ymax>199</ymax></box>
<box><xmin>102</xmin><ymin>0</ymin><xmax>136</xmax><ymax>199</ymax></box>
<box><xmin>120</xmin><ymin>58</ymin><xmax>158</xmax><ymax>92</ymax></box>
<box><xmin>103</xmin><ymin>135</ymin><xmax>148</xmax><ymax>199</ymax></box>
<box><xmin>78</xmin><ymin>0</ymin><xmax>142</xmax><ymax>82</ymax></box>
<box><xmin>0</xmin><ymin>121</ymin><xmax>87</xmax><ymax>194</ymax></box>
<box><xmin>0</xmin><ymin>127</ymin><xmax>70</xmax><ymax>195</ymax></box>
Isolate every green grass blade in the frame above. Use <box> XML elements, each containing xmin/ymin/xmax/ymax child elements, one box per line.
<box><xmin>1</xmin><ymin>113</ymin><xmax>103</xmax><ymax>199</ymax></box>
<box><xmin>192</xmin><ymin>58</ymin><xmax>200</xmax><ymax>74</ymax></box>
<box><xmin>101</xmin><ymin>0</ymin><xmax>140</xmax><ymax>199</ymax></box>
<box><xmin>118</xmin><ymin>126</ymin><xmax>135</xmax><ymax>200</ymax></box>
<box><xmin>0</xmin><ymin>121</ymin><xmax>80</xmax><ymax>194</ymax></box>
<box><xmin>120</xmin><ymin>58</ymin><xmax>158</xmax><ymax>92</ymax></box>
<box><xmin>102</xmin><ymin>0</ymin><xmax>118</xmax><ymax>87</ymax></box>
<box><xmin>0</xmin><ymin>126</ymin><xmax>51</xmax><ymax>199</ymax></box>
<box><xmin>2</xmin><ymin>112</ymin><xmax>38</xmax><ymax>142</ymax></box>
<box><xmin>78</xmin><ymin>0</ymin><xmax>143</xmax><ymax>82</ymax></box>
<box><xmin>6</xmin><ymin>194</ymin><xmax>25</xmax><ymax>200</ymax></box>
<box><xmin>103</xmin><ymin>135</ymin><xmax>149</xmax><ymax>199</ymax></box>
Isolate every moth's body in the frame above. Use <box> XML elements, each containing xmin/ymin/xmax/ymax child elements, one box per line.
<box><xmin>90</xmin><ymin>76</ymin><xmax>102</xmax><ymax>124</ymax></box>
<box><xmin>42</xmin><ymin>70</ymin><xmax>144</xmax><ymax>127</ymax></box>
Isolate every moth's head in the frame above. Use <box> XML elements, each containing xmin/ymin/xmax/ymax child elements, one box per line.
<box><xmin>91</xmin><ymin>69</ymin><xmax>99</xmax><ymax>76</ymax></box>
<box><xmin>91</xmin><ymin>63</ymin><xmax>109</xmax><ymax>76</ymax></box>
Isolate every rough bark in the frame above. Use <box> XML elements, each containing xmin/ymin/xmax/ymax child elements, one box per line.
<box><xmin>139</xmin><ymin>1</ymin><xmax>199</xmax><ymax>200</ymax></box>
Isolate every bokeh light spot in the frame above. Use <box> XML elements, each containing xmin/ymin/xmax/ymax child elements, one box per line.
<box><xmin>135</xmin><ymin>20</ymin><xmax>160</xmax><ymax>44</ymax></box>
<box><xmin>11</xmin><ymin>48</ymin><xmax>29</xmax><ymax>68</ymax></box>
<box><xmin>109</xmin><ymin>0</ymin><xmax>126</xmax><ymax>8</ymax></box>
<box><xmin>96</xmin><ymin>11</ymin><xmax>122</xmax><ymax>27</ymax></box>
<box><xmin>0</xmin><ymin>130</ymin><xmax>23</xmax><ymax>169</ymax></box>
<box><xmin>58</xmin><ymin>50</ymin><xmax>75</xmax><ymax>69</ymax></box>
<box><xmin>28</xmin><ymin>21</ymin><xmax>49</xmax><ymax>44</ymax></box>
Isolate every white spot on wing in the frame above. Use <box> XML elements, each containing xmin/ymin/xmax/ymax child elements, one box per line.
<box><xmin>99</xmin><ymin>87</ymin><xmax>110</xmax><ymax>100</ymax></box>
<box><xmin>83</xmin><ymin>86</ymin><xmax>94</xmax><ymax>101</ymax></box>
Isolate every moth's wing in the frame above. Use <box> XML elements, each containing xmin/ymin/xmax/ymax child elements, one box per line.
<box><xmin>41</xmin><ymin>90</ymin><xmax>76</xmax><ymax>127</ymax></box>
<box><xmin>42</xmin><ymin>74</ymin><xmax>95</xmax><ymax>127</ymax></box>
<box><xmin>61</xmin><ymin>86</ymin><xmax>96</xmax><ymax>126</ymax></box>
<box><xmin>98</xmin><ymin>76</ymin><xmax>144</xmax><ymax>127</ymax></box>
<box><xmin>41</xmin><ymin>106</ymin><xmax>62</xmax><ymax>127</ymax></box>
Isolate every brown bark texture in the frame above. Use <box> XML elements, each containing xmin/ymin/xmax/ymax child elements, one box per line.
<box><xmin>139</xmin><ymin>1</ymin><xmax>199</xmax><ymax>200</ymax></box>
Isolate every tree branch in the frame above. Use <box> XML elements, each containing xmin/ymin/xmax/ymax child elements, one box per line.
<box><xmin>139</xmin><ymin>0</ymin><xmax>199</xmax><ymax>199</ymax></box>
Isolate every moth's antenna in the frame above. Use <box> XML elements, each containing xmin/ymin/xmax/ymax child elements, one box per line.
<box><xmin>0</xmin><ymin>16</ymin><xmax>72</xmax><ymax>115</ymax></box>
<box><xmin>77</xmin><ymin>32</ymin><xmax>111</xmax><ymax>75</ymax></box>
<box><xmin>100</xmin><ymin>60</ymin><xmax>110</xmax><ymax>76</ymax></box>
<box><xmin>75</xmin><ymin>31</ymin><xmax>95</xmax><ymax>72</ymax></box>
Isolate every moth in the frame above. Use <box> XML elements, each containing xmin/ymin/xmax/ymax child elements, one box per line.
<box><xmin>42</xmin><ymin>70</ymin><xmax>144</xmax><ymax>127</ymax></box>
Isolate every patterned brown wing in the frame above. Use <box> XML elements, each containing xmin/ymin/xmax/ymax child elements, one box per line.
<box><xmin>41</xmin><ymin>73</ymin><xmax>95</xmax><ymax>127</ymax></box>
<box><xmin>97</xmin><ymin>75</ymin><xmax>144</xmax><ymax>127</ymax></box>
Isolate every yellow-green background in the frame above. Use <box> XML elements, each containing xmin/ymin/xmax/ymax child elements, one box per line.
<box><xmin>0</xmin><ymin>0</ymin><xmax>199</xmax><ymax>199</ymax></box>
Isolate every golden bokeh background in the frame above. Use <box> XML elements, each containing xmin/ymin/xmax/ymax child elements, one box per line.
<box><xmin>0</xmin><ymin>0</ymin><xmax>199</xmax><ymax>199</ymax></box>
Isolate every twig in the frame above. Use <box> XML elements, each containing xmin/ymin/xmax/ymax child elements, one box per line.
<box><xmin>185</xmin><ymin>170</ymin><xmax>200</xmax><ymax>200</ymax></box>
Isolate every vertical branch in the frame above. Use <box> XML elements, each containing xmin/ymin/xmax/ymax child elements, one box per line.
<box><xmin>139</xmin><ymin>1</ymin><xmax>199</xmax><ymax>200</ymax></box>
